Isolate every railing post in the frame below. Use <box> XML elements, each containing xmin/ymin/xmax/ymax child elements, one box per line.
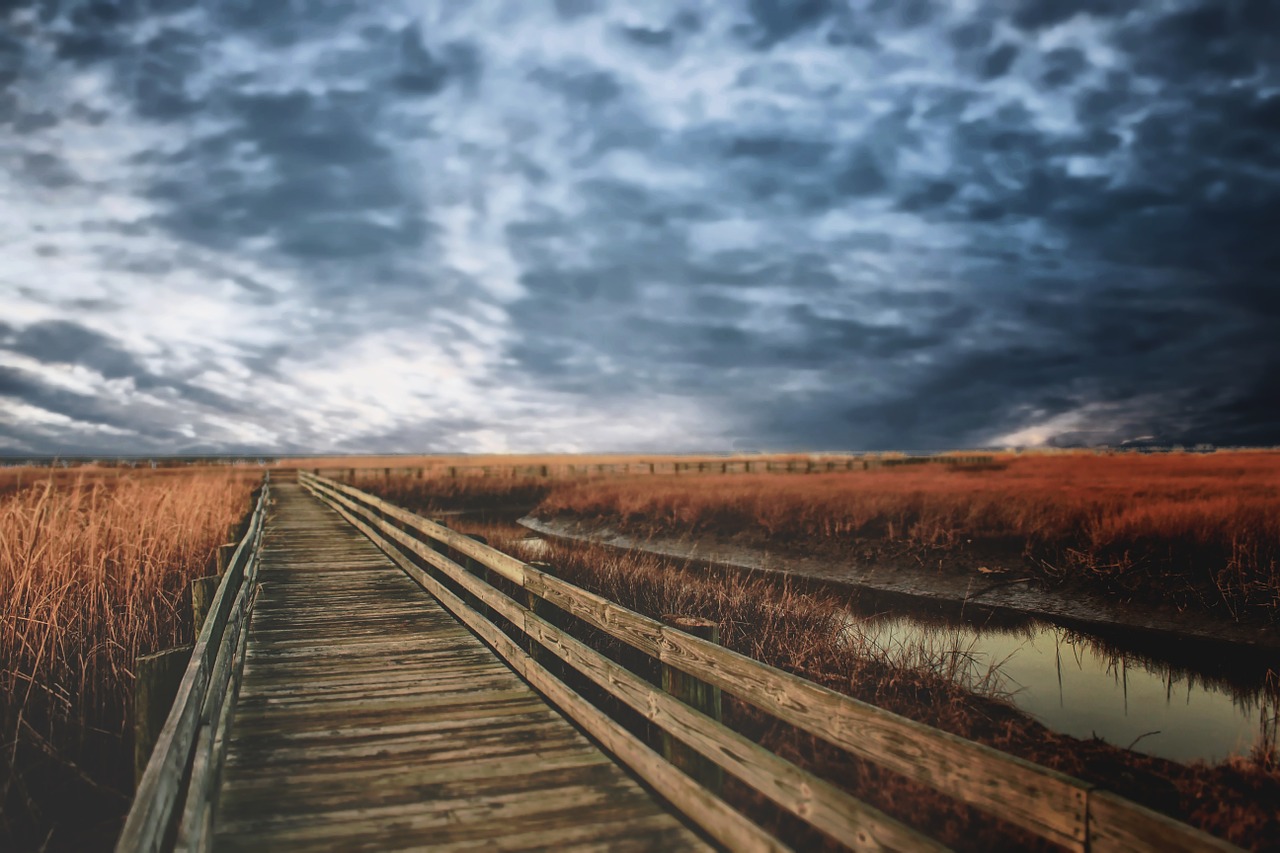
<box><xmin>428</xmin><ymin>519</ymin><xmax>451</xmax><ymax>557</ymax></box>
<box><xmin>461</xmin><ymin>534</ymin><xmax>492</xmax><ymax>619</ymax></box>
<box><xmin>190</xmin><ymin>575</ymin><xmax>220</xmax><ymax>633</ymax></box>
<box><xmin>216</xmin><ymin>542</ymin><xmax>236</xmax><ymax>575</ymax></box>
<box><xmin>133</xmin><ymin>645</ymin><xmax>193</xmax><ymax>787</ymax></box>
<box><xmin>660</xmin><ymin>616</ymin><xmax>724</xmax><ymax>795</ymax></box>
<box><xmin>524</xmin><ymin>562</ymin><xmax>563</xmax><ymax>673</ymax></box>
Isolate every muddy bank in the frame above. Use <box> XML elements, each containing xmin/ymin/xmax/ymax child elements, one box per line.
<box><xmin>519</xmin><ymin>515</ymin><xmax>1280</xmax><ymax>661</ymax></box>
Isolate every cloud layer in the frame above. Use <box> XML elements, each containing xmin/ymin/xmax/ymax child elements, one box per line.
<box><xmin>2</xmin><ymin>1</ymin><xmax>1277</xmax><ymax>454</ymax></box>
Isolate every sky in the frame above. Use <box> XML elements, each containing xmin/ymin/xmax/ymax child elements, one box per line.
<box><xmin>1</xmin><ymin>0</ymin><xmax>1277</xmax><ymax>456</ymax></box>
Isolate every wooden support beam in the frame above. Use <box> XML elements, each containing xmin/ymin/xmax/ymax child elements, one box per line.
<box><xmin>524</xmin><ymin>562</ymin><xmax>563</xmax><ymax>673</ymax></box>
<box><xmin>133</xmin><ymin>645</ymin><xmax>193</xmax><ymax>787</ymax></box>
<box><xmin>464</xmin><ymin>533</ymin><xmax>490</xmax><ymax>618</ymax></box>
<box><xmin>216</xmin><ymin>542</ymin><xmax>236</xmax><ymax>575</ymax></box>
<box><xmin>660</xmin><ymin>616</ymin><xmax>724</xmax><ymax>796</ymax></box>
<box><xmin>190</xmin><ymin>575</ymin><xmax>220</xmax><ymax>634</ymax></box>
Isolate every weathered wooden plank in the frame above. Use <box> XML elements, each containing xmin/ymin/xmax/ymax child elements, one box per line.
<box><xmin>522</xmin><ymin>611</ymin><xmax>944</xmax><ymax>852</ymax></box>
<box><xmin>211</xmin><ymin>482</ymin><xmax>707</xmax><ymax>852</ymax></box>
<box><xmin>217</xmin><ymin>797</ymin><xmax>690</xmax><ymax>853</ymax></box>
<box><xmin>216</xmin><ymin>750</ymin><xmax>611</xmax><ymax>799</ymax></box>
<box><xmin>220</xmin><ymin>762</ymin><xmax>643</xmax><ymax>818</ymax></box>
<box><xmin>426</xmin><ymin>814</ymin><xmax>698</xmax><ymax>853</ymax></box>
<box><xmin>303</xmin><ymin>473</ymin><xmax>528</xmax><ymax>584</ymax></box>
<box><xmin>1088</xmin><ymin>789</ymin><xmax>1241</xmax><ymax>852</ymax></box>
<box><xmin>314</xmin><ymin>490</ymin><xmax>782</xmax><ymax>853</ymax></box>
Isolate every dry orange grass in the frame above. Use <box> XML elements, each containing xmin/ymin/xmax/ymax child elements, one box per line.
<box><xmin>533</xmin><ymin>450</ymin><xmax>1280</xmax><ymax>618</ymax></box>
<box><xmin>0</xmin><ymin>469</ymin><xmax>258</xmax><ymax>850</ymax></box>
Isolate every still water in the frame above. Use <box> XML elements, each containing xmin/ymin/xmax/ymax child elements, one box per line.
<box><xmin>851</xmin><ymin>611</ymin><xmax>1277</xmax><ymax>764</ymax></box>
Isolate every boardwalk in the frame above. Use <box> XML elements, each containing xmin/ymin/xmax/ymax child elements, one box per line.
<box><xmin>120</xmin><ymin>475</ymin><xmax>1242</xmax><ymax>853</ymax></box>
<box><xmin>213</xmin><ymin>483</ymin><xmax>706</xmax><ymax>851</ymax></box>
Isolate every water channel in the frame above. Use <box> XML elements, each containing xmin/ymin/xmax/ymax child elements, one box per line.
<box><xmin>512</xmin><ymin>525</ymin><xmax>1276</xmax><ymax>766</ymax></box>
<box><xmin>845</xmin><ymin>607</ymin><xmax>1276</xmax><ymax>765</ymax></box>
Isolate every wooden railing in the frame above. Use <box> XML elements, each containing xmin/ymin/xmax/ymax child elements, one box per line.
<box><xmin>308</xmin><ymin>454</ymin><xmax>997</xmax><ymax>483</ymax></box>
<box><xmin>117</xmin><ymin>477</ymin><xmax>270</xmax><ymax>853</ymax></box>
<box><xmin>298</xmin><ymin>472</ymin><xmax>1238</xmax><ymax>853</ymax></box>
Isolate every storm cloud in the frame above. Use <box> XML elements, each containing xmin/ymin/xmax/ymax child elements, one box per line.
<box><xmin>1</xmin><ymin>0</ymin><xmax>1277</xmax><ymax>455</ymax></box>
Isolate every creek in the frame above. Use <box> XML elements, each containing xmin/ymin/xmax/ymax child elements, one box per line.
<box><xmin>844</xmin><ymin>601</ymin><xmax>1276</xmax><ymax>765</ymax></box>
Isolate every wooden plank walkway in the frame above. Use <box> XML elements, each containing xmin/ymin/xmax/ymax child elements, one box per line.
<box><xmin>213</xmin><ymin>483</ymin><xmax>708</xmax><ymax>852</ymax></box>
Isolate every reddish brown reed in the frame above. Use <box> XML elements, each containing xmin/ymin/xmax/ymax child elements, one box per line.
<box><xmin>0</xmin><ymin>469</ymin><xmax>257</xmax><ymax>850</ymax></box>
<box><xmin>532</xmin><ymin>451</ymin><xmax>1280</xmax><ymax>617</ymax></box>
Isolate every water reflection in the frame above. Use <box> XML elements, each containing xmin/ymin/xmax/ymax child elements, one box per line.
<box><xmin>852</xmin><ymin>611</ymin><xmax>1278</xmax><ymax>764</ymax></box>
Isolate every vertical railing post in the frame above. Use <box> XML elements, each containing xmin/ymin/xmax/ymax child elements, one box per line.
<box><xmin>524</xmin><ymin>562</ymin><xmax>563</xmax><ymax>674</ymax></box>
<box><xmin>216</xmin><ymin>542</ymin><xmax>236</xmax><ymax>575</ymax></box>
<box><xmin>659</xmin><ymin>616</ymin><xmax>724</xmax><ymax>795</ymax></box>
<box><xmin>133</xmin><ymin>646</ymin><xmax>193</xmax><ymax>786</ymax></box>
<box><xmin>462</xmin><ymin>534</ymin><xmax>490</xmax><ymax>619</ymax></box>
<box><xmin>190</xmin><ymin>576</ymin><xmax>220</xmax><ymax>633</ymax></box>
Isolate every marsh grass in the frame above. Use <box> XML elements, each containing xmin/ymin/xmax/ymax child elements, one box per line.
<box><xmin>532</xmin><ymin>451</ymin><xmax>1280</xmax><ymax>619</ymax></box>
<box><xmin>0</xmin><ymin>469</ymin><xmax>257</xmax><ymax>851</ymax></box>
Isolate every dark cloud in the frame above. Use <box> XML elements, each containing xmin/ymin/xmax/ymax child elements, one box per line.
<box><xmin>21</xmin><ymin>151</ymin><xmax>77</xmax><ymax>188</ymax></box>
<box><xmin>8</xmin><ymin>321</ymin><xmax>146</xmax><ymax>380</ymax></box>
<box><xmin>619</xmin><ymin>25</ymin><xmax>675</xmax><ymax>48</ymax></box>
<box><xmin>129</xmin><ymin>28</ymin><xmax>204</xmax><ymax>120</ymax></box>
<box><xmin>981</xmin><ymin>43</ymin><xmax>1019</xmax><ymax>79</ymax></box>
<box><xmin>149</xmin><ymin>86</ymin><xmax>429</xmax><ymax>263</ymax></box>
<box><xmin>1</xmin><ymin>321</ymin><xmax>252</xmax><ymax>422</ymax></box>
<box><xmin>393</xmin><ymin>24</ymin><xmax>451</xmax><ymax>96</ymax></box>
<box><xmin>553</xmin><ymin>0</ymin><xmax>597</xmax><ymax>21</ymax></box>
<box><xmin>1011</xmin><ymin>0</ymin><xmax>1125</xmax><ymax>32</ymax></box>
<box><xmin>1040</xmin><ymin>47</ymin><xmax>1087</xmax><ymax>88</ymax></box>
<box><xmin>529</xmin><ymin>66</ymin><xmax>622</xmax><ymax>106</ymax></box>
<box><xmin>949</xmin><ymin>20</ymin><xmax>992</xmax><ymax>52</ymax></box>
<box><xmin>743</xmin><ymin>0</ymin><xmax>835</xmax><ymax>48</ymax></box>
<box><xmin>0</xmin><ymin>33</ymin><xmax>23</xmax><ymax>88</ymax></box>
<box><xmin>0</xmin><ymin>365</ymin><xmax>152</xmax><ymax>435</ymax></box>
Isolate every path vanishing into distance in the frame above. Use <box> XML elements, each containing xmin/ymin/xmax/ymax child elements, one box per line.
<box><xmin>211</xmin><ymin>483</ymin><xmax>707</xmax><ymax>851</ymax></box>
<box><xmin>119</xmin><ymin>474</ymin><xmax>1244</xmax><ymax>853</ymax></box>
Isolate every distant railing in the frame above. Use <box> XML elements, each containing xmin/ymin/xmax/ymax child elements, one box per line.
<box><xmin>309</xmin><ymin>454</ymin><xmax>998</xmax><ymax>483</ymax></box>
<box><xmin>298</xmin><ymin>472</ymin><xmax>1237</xmax><ymax>853</ymax></box>
<box><xmin>117</xmin><ymin>477</ymin><xmax>269</xmax><ymax>853</ymax></box>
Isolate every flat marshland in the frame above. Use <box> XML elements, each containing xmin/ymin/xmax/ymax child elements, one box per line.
<box><xmin>528</xmin><ymin>450</ymin><xmax>1280</xmax><ymax>620</ymax></box>
<box><xmin>0</xmin><ymin>467</ymin><xmax>258</xmax><ymax>851</ymax></box>
<box><xmin>344</xmin><ymin>452</ymin><xmax>1280</xmax><ymax>850</ymax></box>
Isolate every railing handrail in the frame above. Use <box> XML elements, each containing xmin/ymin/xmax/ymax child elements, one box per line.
<box><xmin>117</xmin><ymin>476</ymin><xmax>270</xmax><ymax>853</ymax></box>
<box><xmin>305</xmin><ymin>454</ymin><xmax>997</xmax><ymax>481</ymax></box>
<box><xmin>299</xmin><ymin>471</ymin><xmax>1241</xmax><ymax>853</ymax></box>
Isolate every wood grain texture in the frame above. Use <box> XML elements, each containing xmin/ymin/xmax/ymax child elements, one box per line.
<box><xmin>309</xmin><ymin>487</ymin><xmax>786</xmax><ymax>853</ymax></box>
<box><xmin>214</xmin><ymin>482</ymin><xmax>707</xmax><ymax>852</ymax></box>
<box><xmin>1087</xmin><ymin>789</ymin><xmax>1241</xmax><ymax>853</ymax></box>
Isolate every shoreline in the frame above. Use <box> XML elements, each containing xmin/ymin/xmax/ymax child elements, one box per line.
<box><xmin>518</xmin><ymin>515</ymin><xmax>1280</xmax><ymax>662</ymax></box>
